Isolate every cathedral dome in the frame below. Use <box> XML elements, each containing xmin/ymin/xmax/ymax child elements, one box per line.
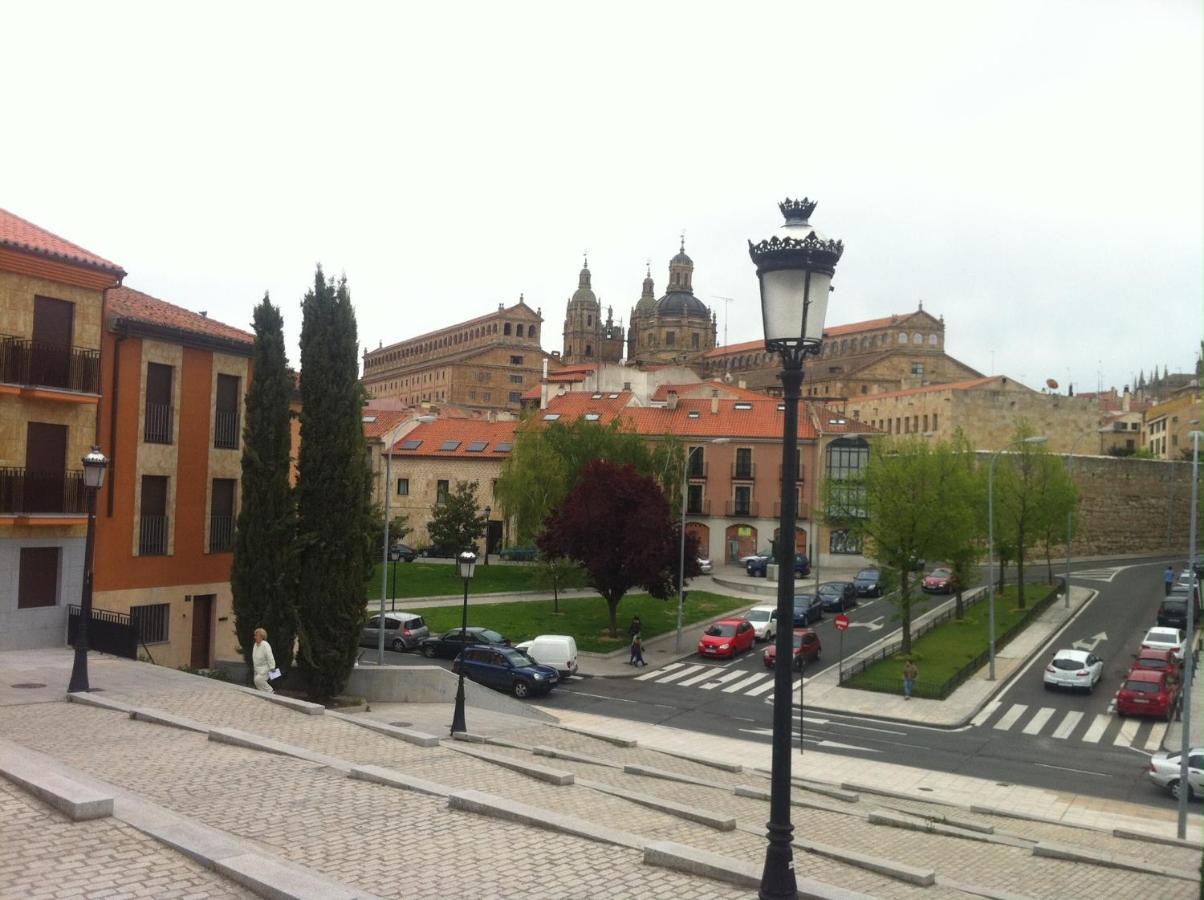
<box><xmin>567</xmin><ymin>257</ymin><xmax>598</xmax><ymax>308</ymax></box>
<box><xmin>655</xmin><ymin>291</ymin><xmax>710</xmax><ymax>318</ymax></box>
<box><xmin>635</xmin><ymin>264</ymin><xmax>657</xmax><ymax>315</ymax></box>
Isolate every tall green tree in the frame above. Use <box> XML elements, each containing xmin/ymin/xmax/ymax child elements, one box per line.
<box><xmin>231</xmin><ymin>294</ymin><xmax>298</xmax><ymax>682</ymax></box>
<box><xmin>294</xmin><ymin>268</ymin><xmax>372</xmax><ymax>701</ymax></box>
<box><xmin>993</xmin><ymin>423</ymin><xmax>1064</xmax><ymax>608</ymax></box>
<box><xmin>1035</xmin><ymin>454</ymin><xmax>1079</xmax><ymax>583</ymax></box>
<box><xmin>426</xmin><ymin>481</ymin><xmax>486</xmax><ymax>556</ymax></box>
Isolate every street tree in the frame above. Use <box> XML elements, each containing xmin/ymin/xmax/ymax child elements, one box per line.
<box><xmin>537</xmin><ymin>460</ymin><xmax>699</xmax><ymax>637</ymax></box>
<box><xmin>1035</xmin><ymin>454</ymin><xmax>1079</xmax><ymax>583</ymax></box>
<box><xmin>295</xmin><ymin>268</ymin><xmax>373</xmax><ymax>701</ymax></box>
<box><xmin>426</xmin><ymin>481</ymin><xmax>486</xmax><ymax>557</ymax></box>
<box><xmin>231</xmin><ymin>294</ymin><xmax>298</xmax><ymax>682</ymax></box>
<box><xmin>532</xmin><ymin>555</ymin><xmax>586</xmax><ymax>614</ymax></box>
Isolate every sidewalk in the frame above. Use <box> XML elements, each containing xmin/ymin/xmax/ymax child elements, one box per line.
<box><xmin>1162</xmin><ymin>633</ymin><xmax>1203</xmax><ymax>753</ymax></box>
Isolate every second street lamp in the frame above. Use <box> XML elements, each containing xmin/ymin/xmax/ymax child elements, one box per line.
<box><xmin>749</xmin><ymin>197</ymin><xmax>844</xmax><ymax>899</ymax></box>
<box><xmin>68</xmin><ymin>446</ymin><xmax>109</xmax><ymax>694</ymax></box>
<box><xmin>450</xmin><ymin>550</ymin><xmax>478</xmax><ymax>735</ymax></box>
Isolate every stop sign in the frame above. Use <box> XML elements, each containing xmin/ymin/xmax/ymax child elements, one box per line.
<box><xmin>834</xmin><ymin>613</ymin><xmax>850</xmax><ymax>631</ymax></box>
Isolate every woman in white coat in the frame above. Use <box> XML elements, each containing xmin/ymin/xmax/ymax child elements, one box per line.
<box><xmin>252</xmin><ymin>627</ymin><xmax>277</xmax><ymax>692</ymax></box>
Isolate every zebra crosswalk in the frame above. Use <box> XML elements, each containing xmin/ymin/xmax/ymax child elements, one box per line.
<box><xmin>974</xmin><ymin>700</ymin><xmax>1168</xmax><ymax>750</ymax></box>
<box><xmin>632</xmin><ymin>660</ymin><xmax>790</xmax><ymax>698</ymax></box>
<box><xmin>1069</xmin><ymin>565</ymin><xmax>1131</xmax><ymax>583</ymax></box>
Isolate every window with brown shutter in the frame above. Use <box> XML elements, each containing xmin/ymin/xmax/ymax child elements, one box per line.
<box><xmin>18</xmin><ymin>547</ymin><xmax>59</xmax><ymax>608</ymax></box>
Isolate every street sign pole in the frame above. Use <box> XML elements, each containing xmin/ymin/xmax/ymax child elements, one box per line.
<box><xmin>834</xmin><ymin>613</ymin><xmax>850</xmax><ymax>683</ymax></box>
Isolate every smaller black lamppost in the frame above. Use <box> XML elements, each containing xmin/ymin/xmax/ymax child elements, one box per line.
<box><xmin>482</xmin><ymin>505</ymin><xmax>492</xmax><ymax>565</ymax></box>
<box><xmin>450</xmin><ymin>549</ymin><xmax>478</xmax><ymax>735</ymax></box>
<box><xmin>68</xmin><ymin>446</ymin><xmax>109</xmax><ymax>694</ymax></box>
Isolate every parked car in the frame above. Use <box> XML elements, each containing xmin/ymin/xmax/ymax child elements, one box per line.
<box><xmin>360</xmin><ymin>612</ymin><xmax>430</xmax><ymax>651</ymax></box>
<box><xmin>388</xmin><ymin>543</ymin><xmax>418</xmax><ymax>562</ymax></box>
<box><xmin>817</xmin><ymin>581</ymin><xmax>857</xmax><ymax>612</ymax></box>
<box><xmin>1130</xmin><ymin>646</ymin><xmax>1182</xmax><ymax>678</ymax></box>
<box><xmin>1147</xmin><ymin>747</ymin><xmax>1202</xmax><ymax>801</ymax></box>
<box><xmin>1042</xmin><ymin>648</ymin><xmax>1103</xmax><ymax>693</ymax></box>
<box><xmin>744</xmin><ymin>605</ymin><xmax>780</xmax><ymax>641</ymax></box>
<box><xmin>697</xmin><ymin>618</ymin><xmax>756</xmax><ymax>659</ymax></box>
<box><xmin>739</xmin><ymin>549</ymin><xmax>773</xmax><ymax>565</ymax></box>
<box><xmin>419</xmin><ymin>626</ymin><xmax>510</xmax><ymax>659</ymax></box>
<box><xmin>452</xmin><ymin>645</ymin><xmax>558</xmax><ymax>698</ymax></box>
<box><xmin>697</xmin><ymin>556</ymin><xmax>714</xmax><ymax>574</ymax></box>
<box><xmin>747</xmin><ymin>553</ymin><xmax>811</xmax><ymax>578</ymax></box>
<box><xmin>498</xmin><ymin>546</ymin><xmax>538</xmax><ymax>561</ymax></box>
<box><xmin>763</xmin><ymin>628</ymin><xmax>822</xmax><ymax>670</ymax></box>
<box><xmin>1116</xmin><ymin>669</ymin><xmax>1180</xmax><ymax>720</ymax></box>
<box><xmin>792</xmin><ymin>593</ymin><xmax>824</xmax><ymax>626</ymax></box>
<box><xmin>922</xmin><ymin>566</ymin><xmax>957</xmax><ymax>594</ymax></box>
<box><xmin>1141</xmin><ymin>626</ymin><xmax>1187</xmax><ymax>661</ymax></box>
<box><xmin>514</xmin><ymin>634</ymin><xmax>578</xmax><ymax>676</ymax></box>
<box><xmin>853</xmin><ymin>567</ymin><xmax>883</xmax><ymax>597</ymax></box>
<box><xmin>1158</xmin><ymin>586</ymin><xmax>1201</xmax><ymax>631</ymax></box>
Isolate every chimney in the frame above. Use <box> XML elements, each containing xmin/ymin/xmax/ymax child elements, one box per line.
<box><xmin>711</xmin><ymin>390</ymin><xmax>719</xmax><ymax>415</ymax></box>
<box><xmin>1122</xmin><ymin>385</ymin><xmax>1131</xmax><ymax>412</ymax></box>
<box><xmin>738</xmin><ymin>379</ymin><xmax>747</xmax><ymax>390</ymax></box>
<box><xmin>667</xmin><ymin>390</ymin><xmax>679</xmax><ymax>410</ymax></box>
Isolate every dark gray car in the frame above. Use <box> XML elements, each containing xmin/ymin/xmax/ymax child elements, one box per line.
<box><xmin>360</xmin><ymin>612</ymin><xmax>430</xmax><ymax>651</ymax></box>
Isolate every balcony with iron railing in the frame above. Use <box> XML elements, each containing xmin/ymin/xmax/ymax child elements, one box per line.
<box><xmin>208</xmin><ymin>514</ymin><xmax>234</xmax><ymax>553</ymax></box>
<box><xmin>773</xmin><ymin>500</ymin><xmax>811</xmax><ymax>519</ymax></box>
<box><xmin>214</xmin><ymin>409</ymin><xmax>240</xmax><ymax>450</ymax></box>
<box><xmin>139</xmin><ymin>515</ymin><xmax>169</xmax><ymax>556</ymax></box>
<box><xmin>0</xmin><ymin>468</ymin><xmax>86</xmax><ymax>515</ymax></box>
<box><xmin>144</xmin><ymin>402</ymin><xmax>173</xmax><ymax>444</ymax></box>
<box><xmin>0</xmin><ymin>336</ymin><xmax>101</xmax><ymax>395</ymax></box>
<box><xmin>725</xmin><ymin>499</ymin><xmax>759</xmax><ymax>517</ymax></box>
<box><xmin>731</xmin><ymin>461</ymin><xmax>756</xmax><ymax>481</ymax></box>
<box><xmin>685</xmin><ymin>498</ymin><xmax>710</xmax><ymax>517</ymax></box>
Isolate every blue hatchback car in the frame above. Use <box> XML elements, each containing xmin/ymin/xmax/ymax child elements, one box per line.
<box><xmin>453</xmin><ymin>645</ymin><xmax>559</xmax><ymax>699</ymax></box>
<box><xmin>747</xmin><ymin>553</ymin><xmax>811</xmax><ymax>578</ymax></box>
<box><xmin>792</xmin><ymin>593</ymin><xmax>824</xmax><ymax>626</ymax></box>
<box><xmin>853</xmin><ymin>567</ymin><xmax>883</xmax><ymax>597</ymax></box>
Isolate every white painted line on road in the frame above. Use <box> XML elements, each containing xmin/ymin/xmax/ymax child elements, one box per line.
<box><xmin>1113</xmin><ymin>719</ymin><xmax>1140</xmax><ymax>747</ymax></box>
<box><xmin>724</xmin><ymin>673</ymin><xmax>771</xmax><ymax>694</ymax></box>
<box><xmin>816</xmin><ymin>739</ymin><xmax>881</xmax><ymax>754</ymax></box>
<box><xmin>1033</xmin><ymin>762</ymin><xmax>1112</xmax><ymax>777</ymax></box>
<box><xmin>635</xmin><ymin>663</ymin><xmax>680</xmax><ymax>681</ymax></box>
<box><xmin>655</xmin><ymin>665</ymin><xmax>705</xmax><ymax>684</ymax></box>
<box><xmin>1081</xmin><ymin>714</ymin><xmax>1110</xmax><ymax>744</ymax></box>
<box><xmin>993</xmin><ymin>704</ymin><xmax>1028</xmax><ymax>731</ymax></box>
<box><xmin>744</xmin><ymin>677</ymin><xmax>778</xmax><ymax>697</ymax></box>
<box><xmin>1144</xmin><ymin>722</ymin><xmax>1168</xmax><ymax>751</ymax></box>
<box><xmin>678</xmin><ymin>667</ymin><xmax>724</xmax><ymax>687</ymax></box>
<box><xmin>1051</xmin><ymin>710</ymin><xmax>1083</xmax><ymax>740</ymax></box>
<box><xmin>700</xmin><ymin>670</ymin><xmax>746</xmax><ymax>690</ymax></box>
<box><xmin>1023</xmin><ymin>707</ymin><xmax>1056</xmax><ymax>735</ymax></box>
<box><xmin>971</xmin><ymin>701</ymin><xmax>1001</xmax><ymax>728</ymax></box>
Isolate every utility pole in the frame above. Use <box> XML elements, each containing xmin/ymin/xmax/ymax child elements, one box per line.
<box><xmin>712</xmin><ymin>295</ymin><xmax>736</xmax><ymax>348</ymax></box>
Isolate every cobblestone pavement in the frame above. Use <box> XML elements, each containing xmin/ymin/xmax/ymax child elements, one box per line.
<box><xmin>0</xmin><ymin>778</ymin><xmax>254</xmax><ymax>900</ymax></box>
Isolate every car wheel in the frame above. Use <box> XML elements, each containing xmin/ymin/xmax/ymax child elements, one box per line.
<box><xmin>1169</xmin><ymin>779</ymin><xmax>1182</xmax><ymax>801</ymax></box>
<box><xmin>391</xmin><ymin>638</ymin><xmax>405</xmax><ymax>651</ymax></box>
<box><xmin>512</xmin><ymin>680</ymin><xmax>530</xmax><ymax>699</ymax></box>
<box><xmin>421</xmin><ymin>646</ymin><xmax>436</xmax><ymax>659</ymax></box>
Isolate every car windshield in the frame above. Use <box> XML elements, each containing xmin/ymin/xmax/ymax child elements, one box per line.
<box><xmin>1161</xmin><ymin>599</ymin><xmax>1187</xmax><ymax>610</ymax></box>
<box><xmin>929</xmin><ymin>568</ymin><xmax>951</xmax><ymax>578</ymax></box>
<box><xmin>1123</xmin><ymin>680</ymin><xmax>1159</xmax><ymax>693</ymax></box>
<box><xmin>793</xmin><ymin>595</ymin><xmax>816</xmax><ymax>607</ymax></box>
<box><xmin>705</xmin><ymin>624</ymin><xmax>737</xmax><ymax>637</ymax></box>
<box><xmin>1051</xmin><ymin>658</ymin><xmax>1084</xmax><ymax>670</ymax></box>
<box><xmin>1147</xmin><ymin>630</ymin><xmax>1180</xmax><ymax>643</ymax></box>
<box><xmin>1136</xmin><ymin>658</ymin><xmax>1169</xmax><ymax>670</ymax></box>
<box><xmin>856</xmin><ymin>569</ymin><xmax>877</xmax><ymax>580</ymax></box>
<box><xmin>792</xmin><ymin>633</ymin><xmax>805</xmax><ymax>648</ymax></box>
<box><xmin>817</xmin><ymin>584</ymin><xmax>841</xmax><ymax>595</ymax></box>
<box><xmin>499</xmin><ymin>648</ymin><xmax>532</xmax><ymax>666</ymax></box>
<box><xmin>478</xmin><ymin>629</ymin><xmax>505</xmax><ymax>643</ymax></box>
<box><xmin>746</xmin><ymin>609</ymin><xmax>771</xmax><ymax>622</ymax></box>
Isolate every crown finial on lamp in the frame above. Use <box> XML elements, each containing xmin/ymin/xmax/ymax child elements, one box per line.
<box><xmin>779</xmin><ymin>197</ymin><xmax>817</xmax><ymax>223</ymax></box>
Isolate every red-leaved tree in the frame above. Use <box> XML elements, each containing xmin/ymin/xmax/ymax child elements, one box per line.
<box><xmin>538</xmin><ymin>460</ymin><xmax>700</xmax><ymax>638</ymax></box>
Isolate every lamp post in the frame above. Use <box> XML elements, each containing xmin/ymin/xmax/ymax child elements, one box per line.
<box><xmin>1178</xmin><ymin>428</ymin><xmax>1200</xmax><ymax>840</ymax></box>
<box><xmin>68</xmin><ymin>446</ymin><xmax>108</xmax><ymax>694</ymax></box>
<box><xmin>749</xmin><ymin>197</ymin><xmax>843</xmax><ymax>899</ymax></box>
<box><xmin>986</xmin><ymin>435</ymin><xmax>1047</xmax><ymax>680</ymax></box>
<box><xmin>482</xmin><ymin>505</ymin><xmax>492</xmax><ymax>566</ymax></box>
<box><xmin>450</xmin><ymin>550</ymin><xmax>477</xmax><ymax>735</ymax></box>
<box><xmin>378</xmin><ymin>448</ymin><xmax>392</xmax><ymax>665</ymax></box>
<box><xmin>677</xmin><ymin>439</ymin><xmax>729</xmax><ymax>651</ymax></box>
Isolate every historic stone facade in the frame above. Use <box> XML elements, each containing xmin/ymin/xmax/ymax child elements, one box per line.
<box><xmin>560</xmin><ymin>258</ymin><xmax>624</xmax><ymax>365</ymax></box>
<box><xmin>1142</xmin><ymin>385</ymin><xmax>1201</xmax><ymax>460</ymax></box>
<box><xmin>627</xmin><ymin>241</ymin><xmax>717</xmax><ymax>366</ymax></box>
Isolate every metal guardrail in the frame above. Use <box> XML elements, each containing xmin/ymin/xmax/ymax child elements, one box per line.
<box><xmin>67</xmin><ymin>604</ymin><xmax>139</xmax><ymax>660</ymax></box>
<box><xmin>0</xmin><ymin>336</ymin><xmax>100</xmax><ymax>393</ymax></box>
<box><xmin>0</xmin><ymin>468</ymin><xmax>87</xmax><ymax>514</ymax></box>
<box><xmin>139</xmin><ymin>515</ymin><xmax>169</xmax><ymax>555</ymax></box>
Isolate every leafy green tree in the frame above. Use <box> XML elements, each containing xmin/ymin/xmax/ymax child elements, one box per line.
<box><xmin>533</xmin><ymin>556</ymin><xmax>586</xmax><ymax>614</ymax></box>
<box><xmin>941</xmin><ymin>433</ymin><xmax>984</xmax><ymax>619</ymax></box>
<box><xmin>1035</xmin><ymin>454</ymin><xmax>1079</xmax><ymax>583</ymax></box>
<box><xmin>426</xmin><ymin>481</ymin><xmax>486</xmax><ymax>556</ymax></box>
<box><xmin>295</xmin><ymin>268</ymin><xmax>372</xmax><ymax>701</ymax></box>
<box><xmin>538</xmin><ymin>460</ymin><xmax>699</xmax><ymax>637</ymax></box>
<box><xmin>231</xmin><ymin>295</ymin><xmax>298</xmax><ymax>683</ymax></box>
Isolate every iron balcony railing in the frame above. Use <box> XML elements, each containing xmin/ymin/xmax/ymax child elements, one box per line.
<box><xmin>726</xmin><ymin>499</ymin><xmax>758</xmax><ymax>517</ymax></box>
<box><xmin>685</xmin><ymin>498</ymin><xmax>710</xmax><ymax>516</ymax></box>
<box><xmin>208</xmin><ymin>514</ymin><xmax>235</xmax><ymax>553</ymax></box>
<box><xmin>0</xmin><ymin>468</ymin><xmax>87</xmax><ymax>515</ymax></box>
<box><xmin>144</xmin><ymin>402</ymin><xmax>173</xmax><ymax>444</ymax></box>
<box><xmin>773</xmin><ymin>500</ymin><xmax>810</xmax><ymax>519</ymax></box>
<box><xmin>0</xmin><ymin>336</ymin><xmax>101</xmax><ymax>394</ymax></box>
<box><xmin>139</xmin><ymin>514</ymin><xmax>169</xmax><ymax>556</ymax></box>
<box><xmin>213</xmin><ymin>409</ymin><xmax>240</xmax><ymax>449</ymax></box>
<box><xmin>731</xmin><ymin>461</ymin><xmax>756</xmax><ymax>480</ymax></box>
<box><xmin>687</xmin><ymin>460</ymin><xmax>708</xmax><ymax>479</ymax></box>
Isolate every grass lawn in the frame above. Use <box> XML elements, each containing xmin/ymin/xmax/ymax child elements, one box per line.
<box><xmin>365</xmin><ymin>561</ymin><xmax>573</xmax><ymax>599</ymax></box>
<box><xmin>402</xmin><ymin>590</ymin><xmax>742</xmax><ymax>653</ymax></box>
<box><xmin>845</xmin><ymin>585</ymin><xmax>1054</xmax><ymax>696</ymax></box>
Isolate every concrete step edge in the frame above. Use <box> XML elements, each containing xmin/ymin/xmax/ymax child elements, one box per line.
<box><xmin>450</xmin><ymin>731</ymin><xmax>533</xmax><ymax>752</ymax></box>
<box><xmin>532</xmin><ymin>745</ymin><xmax>623</xmax><ymax>768</ymax></box>
<box><xmin>207</xmin><ymin>727</ymin><xmax>351</xmax><ymax>773</ymax></box>
<box><xmin>65</xmin><ymin>691</ymin><xmax>136</xmax><ymax>714</ymax></box>
<box><xmin>1111</xmin><ymin>826</ymin><xmax>1204</xmax><ymax>852</ymax></box>
<box><xmin>448</xmin><ymin>788</ymin><xmax>643</xmax><ymax>849</ymax></box>
<box><xmin>748</xmin><ymin>768</ymin><xmax>860</xmax><ymax>803</ymax></box>
<box><xmin>129</xmin><ymin>707</ymin><xmax>210</xmax><ymax>733</ymax></box>
<box><xmin>622</xmin><ymin>763</ymin><xmax>709</xmax><ymax>787</ymax></box>
<box><xmin>551</xmin><ymin>722</ymin><xmax>638</xmax><ymax>747</ymax></box>
<box><xmin>443</xmin><ymin>742</ymin><xmax>574</xmax><ymax>785</ymax></box>
<box><xmin>234</xmin><ymin>686</ymin><xmax>325</xmax><ymax>715</ymax></box>
<box><xmin>324</xmin><ymin>711</ymin><xmax>440</xmax><ymax>747</ymax></box>
<box><xmin>841</xmin><ymin>780</ymin><xmax>960</xmax><ymax>809</ymax></box>
<box><xmin>349</xmin><ymin>765</ymin><xmax>455</xmax><ymax>798</ymax></box>
<box><xmin>650</xmin><ymin>745</ymin><xmax>743</xmax><ymax>773</ymax></box>
<box><xmin>576</xmin><ymin>777</ymin><xmax>736</xmax><ymax>830</ymax></box>
<box><xmin>0</xmin><ymin>738</ymin><xmax>113</xmax><ymax>821</ymax></box>
<box><xmin>1032</xmin><ymin>839</ymin><xmax>1200</xmax><ymax>882</ymax></box>
<box><xmin>866</xmin><ymin>810</ymin><xmax>1015</xmax><ymax>848</ymax></box>
<box><xmin>876</xmin><ymin>801</ymin><xmax>995</xmax><ymax>835</ymax></box>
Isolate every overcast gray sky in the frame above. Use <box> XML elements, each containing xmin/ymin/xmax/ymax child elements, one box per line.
<box><xmin>5</xmin><ymin>0</ymin><xmax>1201</xmax><ymax>393</ymax></box>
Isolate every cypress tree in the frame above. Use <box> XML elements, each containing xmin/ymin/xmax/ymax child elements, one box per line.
<box><xmin>295</xmin><ymin>268</ymin><xmax>372</xmax><ymax>701</ymax></box>
<box><xmin>231</xmin><ymin>294</ymin><xmax>298</xmax><ymax>682</ymax></box>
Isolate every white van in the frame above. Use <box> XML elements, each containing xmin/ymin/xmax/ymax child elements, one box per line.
<box><xmin>516</xmin><ymin>635</ymin><xmax>578</xmax><ymax>676</ymax></box>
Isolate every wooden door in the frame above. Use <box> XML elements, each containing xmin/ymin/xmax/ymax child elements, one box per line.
<box><xmin>32</xmin><ymin>296</ymin><xmax>73</xmax><ymax>388</ymax></box>
<box><xmin>191</xmin><ymin>595</ymin><xmax>214</xmax><ymax>668</ymax></box>
<box><xmin>25</xmin><ymin>422</ymin><xmax>67</xmax><ymax>512</ymax></box>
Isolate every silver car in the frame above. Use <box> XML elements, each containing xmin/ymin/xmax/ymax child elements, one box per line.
<box><xmin>361</xmin><ymin>612</ymin><xmax>430</xmax><ymax>651</ymax></box>
<box><xmin>1042</xmin><ymin>649</ymin><xmax>1102</xmax><ymax>693</ymax></box>
<box><xmin>1147</xmin><ymin>747</ymin><xmax>1202</xmax><ymax>801</ymax></box>
<box><xmin>697</xmin><ymin>557</ymin><xmax>713</xmax><ymax>574</ymax></box>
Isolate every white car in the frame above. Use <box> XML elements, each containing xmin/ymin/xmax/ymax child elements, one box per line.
<box><xmin>744</xmin><ymin>605</ymin><xmax>779</xmax><ymax>641</ymax></box>
<box><xmin>1141</xmin><ymin>626</ymin><xmax>1187</xmax><ymax>661</ymax></box>
<box><xmin>1042</xmin><ymin>649</ymin><xmax>1103</xmax><ymax>693</ymax></box>
<box><xmin>1147</xmin><ymin>748</ymin><xmax>1202</xmax><ymax>801</ymax></box>
<box><xmin>697</xmin><ymin>557</ymin><xmax>714</xmax><ymax>574</ymax></box>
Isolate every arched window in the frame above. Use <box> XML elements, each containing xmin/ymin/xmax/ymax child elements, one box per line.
<box><xmin>516</xmin><ymin>324</ymin><xmax>524</xmax><ymax>337</ymax></box>
<box><xmin>912</xmin><ymin>333</ymin><xmax>923</xmax><ymax>344</ymax></box>
<box><xmin>898</xmin><ymin>332</ymin><xmax>907</xmax><ymax>344</ymax></box>
<box><xmin>585</xmin><ymin>344</ymin><xmax>593</xmax><ymax>356</ymax></box>
<box><xmin>929</xmin><ymin>334</ymin><xmax>939</xmax><ymax>347</ymax></box>
<box><xmin>504</xmin><ymin>323</ymin><xmax>512</xmax><ymax>335</ymax></box>
<box><xmin>529</xmin><ymin>325</ymin><xmax>537</xmax><ymax>340</ymax></box>
<box><xmin>586</xmin><ymin>315</ymin><xmax>592</xmax><ymax>327</ymax></box>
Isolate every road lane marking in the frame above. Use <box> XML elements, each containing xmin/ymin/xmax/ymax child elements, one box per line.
<box><xmin>744</xmin><ymin>677</ymin><xmax>778</xmax><ymax>696</ymax></box>
<box><xmin>1144</xmin><ymin>722</ymin><xmax>1168</xmax><ymax>751</ymax></box>
<box><xmin>724</xmin><ymin>673</ymin><xmax>771</xmax><ymax>693</ymax></box>
<box><xmin>655</xmin><ymin>665</ymin><xmax>705</xmax><ymax>684</ymax></box>
<box><xmin>1023</xmin><ymin>707</ymin><xmax>1056</xmax><ymax>735</ymax></box>
<box><xmin>993</xmin><ymin>704</ymin><xmax>1028</xmax><ymax>731</ymax></box>
<box><xmin>1081</xmin><ymin>714</ymin><xmax>1110</xmax><ymax>744</ymax></box>
<box><xmin>678</xmin><ymin>667</ymin><xmax>724</xmax><ymax>687</ymax></box>
<box><xmin>635</xmin><ymin>662</ymin><xmax>680</xmax><ymax>681</ymax></box>
<box><xmin>1113</xmin><ymin>719</ymin><xmax>1140</xmax><ymax>747</ymax></box>
<box><xmin>1051</xmin><ymin>710</ymin><xmax>1083</xmax><ymax>740</ymax></box>
<box><xmin>700</xmin><ymin>670</ymin><xmax>746</xmax><ymax>690</ymax></box>
<box><xmin>1033</xmin><ymin>762</ymin><xmax>1113</xmax><ymax>777</ymax></box>
<box><xmin>971</xmin><ymin>701</ymin><xmax>1001</xmax><ymax>728</ymax></box>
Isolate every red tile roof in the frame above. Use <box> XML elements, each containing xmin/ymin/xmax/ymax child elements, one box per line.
<box><xmin>650</xmin><ymin>381</ymin><xmax>767</xmax><ymax>402</ymax></box>
<box><xmin>389</xmin><ymin>418</ymin><xmax>517</xmax><ymax>457</ymax></box>
<box><xmin>705</xmin><ymin>313</ymin><xmax>923</xmax><ymax>359</ymax></box>
<box><xmin>0</xmin><ymin>208</ymin><xmax>125</xmax><ymax>276</ymax></box>
<box><xmin>107</xmin><ymin>286</ymin><xmax>253</xmax><ymax>346</ymax></box>
<box><xmin>361</xmin><ymin>409</ymin><xmax>413</xmax><ymax>439</ymax></box>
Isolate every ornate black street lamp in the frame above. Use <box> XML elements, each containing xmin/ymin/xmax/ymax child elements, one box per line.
<box><xmin>449</xmin><ymin>549</ymin><xmax>478</xmax><ymax>735</ymax></box>
<box><xmin>749</xmin><ymin>198</ymin><xmax>844</xmax><ymax>898</ymax></box>
<box><xmin>68</xmin><ymin>446</ymin><xmax>109</xmax><ymax>694</ymax></box>
<box><xmin>482</xmin><ymin>505</ymin><xmax>492</xmax><ymax>566</ymax></box>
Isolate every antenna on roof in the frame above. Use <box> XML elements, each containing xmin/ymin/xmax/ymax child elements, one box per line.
<box><xmin>712</xmin><ymin>296</ymin><xmax>735</xmax><ymax>347</ymax></box>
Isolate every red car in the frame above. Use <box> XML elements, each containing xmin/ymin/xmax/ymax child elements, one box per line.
<box><xmin>922</xmin><ymin>566</ymin><xmax>957</xmax><ymax>594</ymax></box>
<box><xmin>1116</xmin><ymin>669</ymin><xmax>1180</xmax><ymax>720</ymax></box>
<box><xmin>698</xmin><ymin>618</ymin><xmax>756</xmax><ymax>659</ymax></box>
<box><xmin>763</xmin><ymin>628</ymin><xmax>822</xmax><ymax>670</ymax></box>
<box><xmin>1129</xmin><ymin>647</ymin><xmax>1182</xmax><ymax>679</ymax></box>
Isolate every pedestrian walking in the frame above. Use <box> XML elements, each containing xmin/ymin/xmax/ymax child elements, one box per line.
<box><xmin>902</xmin><ymin>659</ymin><xmax>918</xmax><ymax>700</ymax></box>
<box><xmin>252</xmin><ymin>627</ymin><xmax>278</xmax><ymax>693</ymax></box>
<box><xmin>627</xmin><ymin>615</ymin><xmax>642</xmax><ymax>639</ymax></box>
<box><xmin>630</xmin><ymin>633</ymin><xmax>646</xmax><ymax>667</ymax></box>
<box><xmin>1164</xmin><ymin>566</ymin><xmax>1175</xmax><ymax>596</ymax></box>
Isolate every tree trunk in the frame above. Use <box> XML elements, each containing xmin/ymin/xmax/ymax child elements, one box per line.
<box><xmin>606</xmin><ymin>595</ymin><xmax>620</xmax><ymax>638</ymax></box>
<box><xmin>1016</xmin><ymin>527</ymin><xmax>1027</xmax><ymax>609</ymax></box>
<box><xmin>954</xmin><ymin>585</ymin><xmax>964</xmax><ymax>620</ymax></box>
<box><xmin>900</xmin><ymin>572</ymin><xmax>912</xmax><ymax>654</ymax></box>
<box><xmin>552</xmin><ymin>572</ymin><xmax>560</xmax><ymax>615</ymax></box>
